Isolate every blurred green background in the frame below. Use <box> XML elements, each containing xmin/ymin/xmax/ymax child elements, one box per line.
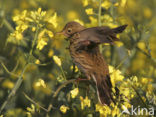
<box><xmin>0</xmin><ymin>0</ymin><xmax>156</xmax><ymax>117</ymax></box>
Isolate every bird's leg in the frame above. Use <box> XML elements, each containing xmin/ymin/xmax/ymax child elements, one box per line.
<box><xmin>75</xmin><ymin>74</ymin><xmax>91</xmax><ymax>83</ymax></box>
<box><xmin>75</xmin><ymin>77</ymin><xmax>90</xmax><ymax>83</ymax></box>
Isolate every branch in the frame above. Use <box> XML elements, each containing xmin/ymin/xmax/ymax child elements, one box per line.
<box><xmin>136</xmin><ymin>47</ymin><xmax>156</xmax><ymax>64</ymax></box>
<box><xmin>98</xmin><ymin>0</ymin><xmax>102</xmax><ymax>53</ymax></box>
<box><xmin>131</xmin><ymin>85</ymin><xmax>149</xmax><ymax>109</ymax></box>
<box><xmin>0</xmin><ymin>63</ymin><xmax>28</xmax><ymax>113</ymax></box>
<box><xmin>23</xmin><ymin>92</ymin><xmax>51</xmax><ymax>112</ymax></box>
<box><xmin>3</xmin><ymin>18</ymin><xmax>14</xmax><ymax>32</ymax></box>
<box><xmin>0</xmin><ymin>26</ymin><xmax>40</xmax><ymax>114</ymax></box>
<box><xmin>0</xmin><ymin>62</ymin><xmax>18</xmax><ymax>77</ymax></box>
<box><xmin>53</xmin><ymin>79</ymin><xmax>76</xmax><ymax>98</ymax></box>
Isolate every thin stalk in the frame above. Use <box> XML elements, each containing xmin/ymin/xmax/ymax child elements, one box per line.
<box><xmin>98</xmin><ymin>0</ymin><xmax>103</xmax><ymax>53</ymax></box>
<box><xmin>53</xmin><ymin>79</ymin><xmax>76</xmax><ymax>98</ymax></box>
<box><xmin>131</xmin><ymin>85</ymin><xmax>149</xmax><ymax>109</ymax></box>
<box><xmin>23</xmin><ymin>92</ymin><xmax>49</xmax><ymax>112</ymax></box>
<box><xmin>0</xmin><ymin>26</ymin><xmax>39</xmax><ymax>114</ymax></box>
<box><xmin>3</xmin><ymin>18</ymin><xmax>14</xmax><ymax>32</ymax></box>
<box><xmin>0</xmin><ymin>63</ymin><xmax>28</xmax><ymax>113</ymax></box>
<box><xmin>98</xmin><ymin>0</ymin><xmax>102</xmax><ymax>27</ymax></box>
<box><xmin>0</xmin><ymin>62</ymin><xmax>18</xmax><ymax>77</ymax></box>
<box><xmin>60</xmin><ymin>66</ymin><xmax>66</xmax><ymax>80</ymax></box>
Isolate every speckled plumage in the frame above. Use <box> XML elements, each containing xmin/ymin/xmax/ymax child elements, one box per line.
<box><xmin>59</xmin><ymin>21</ymin><xmax>127</xmax><ymax>105</ymax></box>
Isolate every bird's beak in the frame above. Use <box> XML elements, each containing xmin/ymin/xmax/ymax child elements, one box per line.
<box><xmin>56</xmin><ymin>30</ymin><xmax>65</xmax><ymax>35</ymax></box>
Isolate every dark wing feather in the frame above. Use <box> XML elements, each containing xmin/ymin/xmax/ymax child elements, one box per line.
<box><xmin>74</xmin><ymin>25</ymin><xmax>127</xmax><ymax>50</ymax></box>
<box><xmin>78</xmin><ymin>25</ymin><xmax>127</xmax><ymax>45</ymax></box>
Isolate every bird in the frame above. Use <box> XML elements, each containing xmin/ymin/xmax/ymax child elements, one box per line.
<box><xmin>57</xmin><ymin>21</ymin><xmax>127</xmax><ymax>105</ymax></box>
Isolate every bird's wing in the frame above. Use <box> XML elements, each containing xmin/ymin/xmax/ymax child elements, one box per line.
<box><xmin>79</xmin><ymin>25</ymin><xmax>127</xmax><ymax>44</ymax></box>
<box><xmin>72</xmin><ymin>25</ymin><xmax>127</xmax><ymax>51</ymax></box>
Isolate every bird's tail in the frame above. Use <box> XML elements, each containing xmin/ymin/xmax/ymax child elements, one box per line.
<box><xmin>95</xmin><ymin>75</ymin><xmax>119</xmax><ymax>105</ymax></box>
<box><xmin>112</xmin><ymin>25</ymin><xmax>128</xmax><ymax>34</ymax></box>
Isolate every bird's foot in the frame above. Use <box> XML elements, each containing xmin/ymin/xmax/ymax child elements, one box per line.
<box><xmin>75</xmin><ymin>78</ymin><xmax>90</xmax><ymax>83</ymax></box>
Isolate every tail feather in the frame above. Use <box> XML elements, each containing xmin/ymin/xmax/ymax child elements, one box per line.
<box><xmin>112</xmin><ymin>25</ymin><xmax>128</xmax><ymax>34</ymax></box>
<box><xmin>96</xmin><ymin>75</ymin><xmax>115</xmax><ymax>105</ymax></box>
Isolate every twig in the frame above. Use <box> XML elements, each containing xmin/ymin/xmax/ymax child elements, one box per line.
<box><xmin>0</xmin><ymin>63</ymin><xmax>29</xmax><ymax>113</ymax></box>
<box><xmin>11</xmin><ymin>61</ymin><xmax>19</xmax><ymax>72</ymax></box>
<box><xmin>115</xmin><ymin>55</ymin><xmax>129</xmax><ymax>70</ymax></box>
<box><xmin>0</xmin><ymin>26</ymin><xmax>39</xmax><ymax>114</ymax></box>
<box><xmin>98</xmin><ymin>0</ymin><xmax>103</xmax><ymax>53</ymax></box>
<box><xmin>53</xmin><ymin>79</ymin><xmax>76</xmax><ymax>98</ymax></box>
<box><xmin>131</xmin><ymin>85</ymin><xmax>149</xmax><ymax>109</ymax></box>
<box><xmin>60</xmin><ymin>66</ymin><xmax>66</xmax><ymax>80</ymax></box>
<box><xmin>23</xmin><ymin>92</ymin><xmax>50</xmax><ymax>112</ymax></box>
<box><xmin>98</xmin><ymin>0</ymin><xmax>102</xmax><ymax>27</ymax></box>
<box><xmin>0</xmin><ymin>62</ymin><xmax>18</xmax><ymax>77</ymax></box>
<box><xmin>136</xmin><ymin>47</ymin><xmax>156</xmax><ymax>64</ymax></box>
<box><xmin>3</xmin><ymin>18</ymin><xmax>14</xmax><ymax>32</ymax></box>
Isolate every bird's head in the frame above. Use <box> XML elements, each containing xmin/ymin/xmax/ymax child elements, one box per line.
<box><xmin>57</xmin><ymin>21</ymin><xmax>85</xmax><ymax>38</ymax></box>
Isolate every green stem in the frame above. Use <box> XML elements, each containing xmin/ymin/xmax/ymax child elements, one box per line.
<box><xmin>53</xmin><ymin>79</ymin><xmax>76</xmax><ymax>98</ymax></box>
<box><xmin>98</xmin><ymin>0</ymin><xmax>102</xmax><ymax>27</ymax></box>
<box><xmin>0</xmin><ymin>63</ymin><xmax>28</xmax><ymax>113</ymax></box>
<box><xmin>60</xmin><ymin>66</ymin><xmax>66</xmax><ymax>80</ymax></box>
<box><xmin>0</xmin><ymin>26</ymin><xmax>39</xmax><ymax>114</ymax></box>
<box><xmin>23</xmin><ymin>92</ymin><xmax>49</xmax><ymax>112</ymax></box>
<box><xmin>98</xmin><ymin>0</ymin><xmax>102</xmax><ymax>53</ymax></box>
<box><xmin>3</xmin><ymin>18</ymin><xmax>14</xmax><ymax>32</ymax></box>
<box><xmin>131</xmin><ymin>85</ymin><xmax>149</xmax><ymax>109</ymax></box>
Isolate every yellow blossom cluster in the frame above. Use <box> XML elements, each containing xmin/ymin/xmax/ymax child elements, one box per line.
<box><xmin>80</xmin><ymin>96</ymin><xmax>91</xmax><ymax>110</ymax></box>
<box><xmin>26</xmin><ymin>104</ymin><xmax>35</xmax><ymax>116</ymax></box>
<box><xmin>7</xmin><ymin>8</ymin><xmax>57</xmax><ymax>51</ymax></box>
<box><xmin>53</xmin><ymin>55</ymin><xmax>62</xmax><ymax>66</ymax></box>
<box><xmin>60</xmin><ymin>105</ymin><xmax>69</xmax><ymax>114</ymax></box>
<box><xmin>70</xmin><ymin>88</ymin><xmax>79</xmax><ymax>98</ymax></box>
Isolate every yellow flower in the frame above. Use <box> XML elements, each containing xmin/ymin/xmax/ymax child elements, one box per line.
<box><xmin>82</xmin><ymin>0</ymin><xmax>88</xmax><ymax>7</ymax></box>
<box><xmin>37</xmin><ymin>8</ymin><xmax>42</xmax><ymax>14</ymax></box>
<box><xmin>112</xmin><ymin>105</ymin><xmax>120</xmax><ymax>117</ymax></box>
<box><xmin>70</xmin><ymin>65</ymin><xmax>79</xmax><ymax>72</ymax></box>
<box><xmin>35</xmin><ymin>59</ymin><xmax>40</xmax><ymax>64</ymax></box>
<box><xmin>144</xmin><ymin>8</ymin><xmax>152</xmax><ymax>18</ymax></box>
<box><xmin>120</xmin><ymin>0</ymin><xmax>127</xmax><ymax>7</ymax></box>
<box><xmin>53</xmin><ymin>55</ymin><xmax>62</xmax><ymax>66</ymax></box>
<box><xmin>85</xmin><ymin>8</ymin><xmax>94</xmax><ymax>15</ymax></box>
<box><xmin>27</xmin><ymin>104</ymin><xmax>35</xmax><ymax>113</ymax></box>
<box><xmin>35</xmin><ymin>79</ymin><xmax>46</xmax><ymax>88</ymax></box>
<box><xmin>26</xmin><ymin>104</ymin><xmax>35</xmax><ymax>116</ymax></box>
<box><xmin>147</xmin><ymin>84</ymin><xmax>154</xmax><ymax>92</ymax></box>
<box><xmin>141</xmin><ymin>77</ymin><xmax>153</xmax><ymax>84</ymax></box>
<box><xmin>89</xmin><ymin>16</ymin><xmax>98</xmax><ymax>26</ymax></box>
<box><xmin>74</xmin><ymin>19</ymin><xmax>84</xmax><ymax>25</ymax></box>
<box><xmin>80</xmin><ymin>96</ymin><xmax>91</xmax><ymax>110</ymax></box>
<box><xmin>101</xmin><ymin>1</ymin><xmax>111</xmax><ymax>9</ymax></box>
<box><xmin>67</xmin><ymin>11</ymin><xmax>78</xmax><ymax>20</ymax></box>
<box><xmin>32</xmin><ymin>27</ymin><xmax>36</xmax><ymax>32</ymax></box>
<box><xmin>114</xmin><ymin>41</ymin><xmax>123</xmax><ymax>47</ymax></box>
<box><xmin>2</xmin><ymin>80</ymin><xmax>14</xmax><ymax>89</ymax></box>
<box><xmin>15</xmin><ymin>32</ymin><xmax>23</xmax><ymax>40</ymax></box>
<box><xmin>95</xmin><ymin>104</ymin><xmax>111</xmax><ymax>116</ymax></box>
<box><xmin>103</xmin><ymin>14</ymin><xmax>113</xmax><ymax>22</ymax></box>
<box><xmin>60</xmin><ymin>105</ymin><xmax>69</xmax><ymax>114</ymax></box>
<box><xmin>36</xmin><ymin>39</ymin><xmax>47</xmax><ymax>50</ymax></box>
<box><xmin>137</xmin><ymin>42</ymin><xmax>146</xmax><ymax>50</ymax></box>
<box><xmin>47</xmin><ymin>13</ymin><xmax>57</xmax><ymax>28</ymax></box>
<box><xmin>114</xmin><ymin>2</ymin><xmax>119</xmax><ymax>7</ymax></box>
<box><xmin>109</xmin><ymin>65</ymin><xmax>124</xmax><ymax>87</ymax></box>
<box><xmin>48</xmin><ymin>50</ymin><xmax>54</xmax><ymax>57</ymax></box>
<box><xmin>47</xmin><ymin>30</ymin><xmax>54</xmax><ymax>38</ymax></box>
<box><xmin>70</xmin><ymin>88</ymin><xmax>79</xmax><ymax>98</ymax></box>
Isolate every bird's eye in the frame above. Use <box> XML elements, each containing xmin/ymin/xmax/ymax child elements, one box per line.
<box><xmin>67</xmin><ymin>28</ymin><xmax>72</xmax><ymax>33</ymax></box>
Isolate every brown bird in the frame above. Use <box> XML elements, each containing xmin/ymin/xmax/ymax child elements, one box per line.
<box><xmin>58</xmin><ymin>21</ymin><xmax>127</xmax><ymax>105</ymax></box>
